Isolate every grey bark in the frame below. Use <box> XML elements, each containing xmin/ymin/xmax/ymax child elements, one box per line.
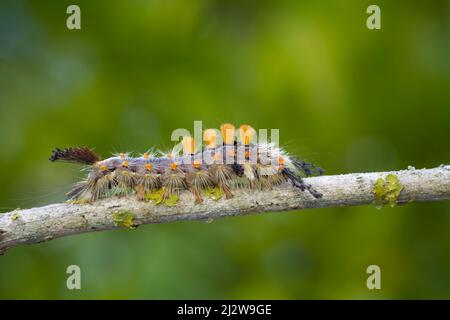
<box><xmin>1</xmin><ymin>165</ymin><xmax>449</xmax><ymax>255</ymax></box>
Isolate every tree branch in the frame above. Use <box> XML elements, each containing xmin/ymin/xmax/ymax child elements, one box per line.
<box><xmin>1</xmin><ymin>165</ymin><xmax>449</xmax><ymax>254</ymax></box>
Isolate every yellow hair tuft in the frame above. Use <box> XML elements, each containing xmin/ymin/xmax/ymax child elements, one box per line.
<box><xmin>181</xmin><ymin>136</ymin><xmax>195</xmax><ymax>155</ymax></box>
<box><xmin>193</xmin><ymin>160</ymin><xmax>201</xmax><ymax>168</ymax></box>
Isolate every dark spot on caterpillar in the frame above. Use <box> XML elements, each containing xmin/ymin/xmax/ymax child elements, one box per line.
<box><xmin>231</xmin><ymin>163</ymin><xmax>244</xmax><ymax>177</ymax></box>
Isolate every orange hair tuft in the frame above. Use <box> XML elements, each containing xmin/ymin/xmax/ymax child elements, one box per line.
<box><xmin>239</xmin><ymin>125</ymin><xmax>256</xmax><ymax>145</ymax></box>
<box><xmin>203</xmin><ymin>129</ymin><xmax>217</xmax><ymax>148</ymax></box>
<box><xmin>220</xmin><ymin>123</ymin><xmax>235</xmax><ymax>145</ymax></box>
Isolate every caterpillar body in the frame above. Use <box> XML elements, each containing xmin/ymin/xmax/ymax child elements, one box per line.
<box><xmin>50</xmin><ymin>124</ymin><xmax>324</xmax><ymax>204</ymax></box>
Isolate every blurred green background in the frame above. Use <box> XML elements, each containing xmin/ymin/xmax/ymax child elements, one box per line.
<box><xmin>0</xmin><ymin>0</ymin><xmax>449</xmax><ymax>299</ymax></box>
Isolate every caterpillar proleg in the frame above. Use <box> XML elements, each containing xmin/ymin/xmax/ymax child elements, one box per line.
<box><xmin>50</xmin><ymin>124</ymin><xmax>324</xmax><ymax>204</ymax></box>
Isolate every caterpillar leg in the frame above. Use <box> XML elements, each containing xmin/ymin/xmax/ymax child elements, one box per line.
<box><xmin>187</xmin><ymin>169</ymin><xmax>214</xmax><ymax>204</ymax></box>
<box><xmin>212</xmin><ymin>165</ymin><xmax>235</xmax><ymax>199</ymax></box>
<box><xmin>135</xmin><ymin>184</ymin><xmax>146</xmax><ymax>201</ymax></box>
<box><xmin>219</xmin><ymin>183</ymin><xmax>234</xmax><ymax>199</ymax></box>
<box><xmin>190</xmin><ymin>187</ymin><xmax>203</xmax><ymax>204</ymax></box>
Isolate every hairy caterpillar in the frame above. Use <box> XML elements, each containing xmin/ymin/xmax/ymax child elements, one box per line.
<box><xmin>50</xmin><ymin>124</ymin><xmax>324</xmax><ymax>204</ymax></box>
